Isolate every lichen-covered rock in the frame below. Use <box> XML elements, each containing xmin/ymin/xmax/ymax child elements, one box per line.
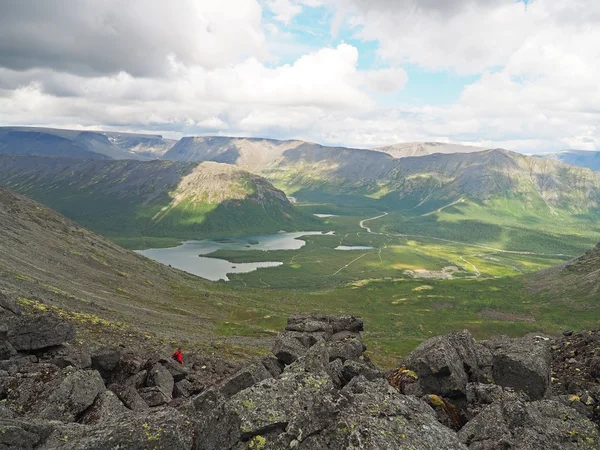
<box><xmin>193</xmin><ymin>370</ymin><xmax>468</xmax><ymax>450</ymax></box>
<box><xmin>44</xmin><ymin>407</ymin><xmax>194</xmax><ymax>450</ymax></box>
<box><xmin>484</xmin><ymin>334</ymin><xmax>551</xmax><ymax>400</ymax></box>
<box><xmin>459</xmin><ymin>396</ymin><xmax>598</xmax><ymax>449</ymax></box>
<box><xmin>38</xmin><ymin>369</ymin><xmax>106</xmax><ymax>422</ymax></box>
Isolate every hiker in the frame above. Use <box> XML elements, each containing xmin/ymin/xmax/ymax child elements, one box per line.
<box><xmin>172</xmin><ymin>347</ymin><xmax>183</xmax><ymax>365</ymax></box>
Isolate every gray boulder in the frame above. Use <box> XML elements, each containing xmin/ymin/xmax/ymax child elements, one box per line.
<box><xmin>218</xmin><ymin>362</ymin><xmax>271</xmax><ymax>397</ymax></box>
<box><xmin>402</xmin><ymin>330</ymin><xmax>488</xmax><ymax>398</ymax></box>
<box><xmin>108</xmin><ymin>383</ymin><xmax>149</xmax><ymax>411</ymax></box>
<box><xmin>44</xmin><ymin>407</ymin><xmax>194</xmax><ymax>450</ymax></box>
<box><xmin>194</xmin><ymin>372</ymin><xmax>468</xmax><ymax>450</ymax></box>
<box><xmin>38</xmin><ymin>369</ymin><xmax>106</xmax><ymax>422</ymax></box>
<box><xmin>485</xmin><ymin>335</ymin><xmax>551</xmax><ymax>400</ymax></box>
<box><xmin>90</xmin><ymin>348</ymin><xmax>121</xmax><ymax>378</ymax></box>
<box><xmin>146</xmin><ymin>363</ymin><xmax>174</xmax><ymax>402</ymax></box>
<box><xmin>0</xmin><ymin>291</ymin><xmax>21</xmax><ymax>316</ymax></box>
<box><xmin>0</xmin><ymin>418</ymin><xmax>52</xmax><ymax>450</ymax></box>
<box><xmin>260</xmin><ymin>355</ymin><xmax>284</xmax><ymax>378</ymax></box>
<box><xmin>459</xmin><ymin>396</ymin><xmax>598</xmax><ymax>449</ymax></box>
<box><xmin>7</xmin><ymin>315</ymin><xmax>75</xmax><ymax>351</ymax></box>
<box><xmin>327</xmin><ymin>331</ymin><xmax>365</xmax><ymax>362</ymax></box>
<box><xmin>79</xmin><ymin>390</ymin><xmax>129</xmax><ymax>425</ymax></box>
<box><xmin>272</xmin><ymin>333</ymin><xmax>308</xmax><ymax>365</ymax></box>
<box><xmin>160</xmin><ymin>357</ymin><xmax>188</xmax><ymax>382</ymax></box>
<box><xmin>138</xmin><ymin>387</ymin><xmax>170</xmax><ymax>407</ymax></box>
<box><xmin>0</xmin><ymin>332</ymin><xmax>17</xmax><ymax>361</ymax></box>
<box><xmin>286</xmin><ymin>313</ymin><xmax>364</xmax><ymax>333</ymax></box>
<box><xmin>173</xmin><ymin>379</ymin><xmax>195</xmax><ymax>398</ymax></box>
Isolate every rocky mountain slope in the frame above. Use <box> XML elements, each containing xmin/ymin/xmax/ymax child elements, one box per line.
<box><xmin>529</xmin><ymin>242</ymin><xmax>600</xmax><ymax>300</ymax></box>
<box><xmin>373</xmin><ymin>142</ymin><xmax>487</xmax><ymax>158</ymax></box>
<box><xmin>0</xmin><ymin>127</ymin><xmax>175</xmax><ymax>160</ymax></box>
<box><xmin>537</xmin><ymin>150</ymin><xmax>600</xmax><ymax>172</ymax></box>
<box><xmin>0</xmin><ymin>155</ymin><xmax>316</xmax><ymax>242</ymax></box>
<box><xmin>0</xmin><ymin>305</ymin><xmax>598</xmax><ymax>449</ymax></box>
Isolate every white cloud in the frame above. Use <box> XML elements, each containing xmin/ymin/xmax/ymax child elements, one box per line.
<box><xmin>266</xmin><ymin>0</ymin><xmax>303</xmax><ymax>24</ymax></box>
<box><xmin>1</xmin><ymin>0</ymin><xmax>599</xmax><ymax>153</ymax></box>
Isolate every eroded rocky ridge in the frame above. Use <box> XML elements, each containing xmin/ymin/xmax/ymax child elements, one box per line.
<box><xmin>0</xmin><ymin>297</ymin><xmax>598</xmax><ymax>449</ymax></box>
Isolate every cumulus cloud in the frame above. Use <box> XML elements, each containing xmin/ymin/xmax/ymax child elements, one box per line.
<box><xmin>0</xmin><ymin>0</ymin><xmax>266</xmax><ymax>76</ymax></box>
<box><xmin>0</xmin><ymin>0</ymin><xmax>598</xmax><ymax>152</ymax></box>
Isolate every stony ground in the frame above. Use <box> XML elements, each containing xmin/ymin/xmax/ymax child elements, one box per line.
<box><xmin>1</xmin><ymin>293</ymin><xmax>599</xmax><ymax>449</ymax></box>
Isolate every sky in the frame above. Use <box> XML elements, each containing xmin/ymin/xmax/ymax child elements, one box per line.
<box><xmin>0</xmin><ymin>0</ymin><xmax>598</xmax><ymax>153</ymax></box>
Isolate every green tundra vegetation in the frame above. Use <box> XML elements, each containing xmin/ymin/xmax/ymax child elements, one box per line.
<box><xmin>1</xmin><ymin>149</ymin><xmax>600</xmax><ymax>368</ymax></box>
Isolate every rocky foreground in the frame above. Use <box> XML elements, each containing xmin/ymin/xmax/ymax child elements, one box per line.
<box><xmin>0</xmin><ymin>294</ymin><xmax>599</xmax><ymax>449</ymax></box>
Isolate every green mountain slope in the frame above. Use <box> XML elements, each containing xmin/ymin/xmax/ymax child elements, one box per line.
<box><xmin>0</xmin><ymin>155</ymin><xmax>318</xmax><ymax>247</ymax></box>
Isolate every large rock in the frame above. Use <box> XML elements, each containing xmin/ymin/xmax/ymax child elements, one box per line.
<box><xmin>138</xmin><ymin>387</ymin><xmax>170</xmax><ymax>407</ymax></box>
<box><xmin>272</xmin><ymin>333</ymin><xmax>309</xmax><ymax>365</ymax></box>
<box><xmin>146</xmin><ymin>363</ymin><xmax>174</xmax><ymax>402</ymax></box>
<box><xmin>6</xmin><ymin>315</ymin><xmax>75</xmax><ymax>351</ymax></box>
<box><xmin>401</xmin><ymin>330</ymin><xmax>489</xmax><ymax>398</ymax></box>
<box><xmin>44</xmin><ymin>407</ymin><xmax>194</xmax><ymax>450</ymax></box>
<box><xmin>0</xmin><ymin>325</ymin><xmax>17</xmax><ymax>360</ymax></box>
<box><xmin>459</xmin><ymin>395</ymin><xmax>598</xmax><ymax>449</ymax></box>
<box><xmin>218</xmin><ymin>362</ymin><xmax>271</xmax><ymax>397</ymax></box>
<box><xmin>38</xmin><ymin>369</ymin><xmax>106</xmax><ymax>422</ymax></box>
<box><xmin>326</xmin><ymin>331</ymin><xmax>365</xmax><ymax>362</ymax></box>
<box><xmin>193</xmin><ymin>372</ymin><xmax>468</xmax><ymax>450</ymax></box>
<box><xmin>286</xmin><ymin>313</ymin><xmax>364</xmax><ymax>333</ymax></box>
<box><xmin>108</xmin><ymin>383</ymin><xmax>149</xmax><ymax>411</ymax></box>
<box><xmin>484</xmin><ymin>335</ymin><xmax>551</xmax><ymax>400</ymax></box>
<box><xmin>79</xmin><ymin>390</ymin><xmax>129</xmax><ymax>425</ymax></box>
<box><xmin>90</xmin><ymin>348</ymin><xmax>121</xmax><ymax>378</ymax></box>
<box><xmin>0</xmin><ymin>418</ymin><xmax>52</xmax><ymax>450</ymax></box>
<box><xmin>0</xmin><ymin>291</ymin><xmax>21</xmax><ymax>316</ymax></box>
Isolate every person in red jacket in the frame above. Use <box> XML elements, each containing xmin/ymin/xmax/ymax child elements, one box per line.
<box><xmin>171</xmin><ymin>347</ymin><xmax>183</xmax><ymax>365</ymax></box>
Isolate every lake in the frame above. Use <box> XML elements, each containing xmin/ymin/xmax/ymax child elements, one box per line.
<box><xmin>137</xmin><ymin>231</ymin><xmax>330</xmax><ymax>281</ymax></box>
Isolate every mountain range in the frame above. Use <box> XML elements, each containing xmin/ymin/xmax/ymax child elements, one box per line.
<box><xmin>0</xmin><ymin>126</ymin><xmax>175</xmax><ymax>160</ymax></box>
<box><xmin>536</xmin><ymin>149</ymin><xmax>600</xmax><ymax>172</ymax></box>
<box><xmin>0</xmin><ymin>155</ymin><xmax>316</xmax><ymax>247</ymax></box>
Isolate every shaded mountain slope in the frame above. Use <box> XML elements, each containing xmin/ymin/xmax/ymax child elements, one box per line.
<box><xmin>0</xmin><ymin>155</ymin><xmax>316</xmax><ymax>244</ymax></box>
<box><xmin>0</xmin><ymin>127</ymin><xmax>175</xmax><ymax>160</ymax></box>
<box><xmin>0</xmin><ymin>185</ymin><xmax>221</xmax><ymax>345</ymax></box>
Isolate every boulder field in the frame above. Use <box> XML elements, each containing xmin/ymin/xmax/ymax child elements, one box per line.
<box><xmin>0</xmin><ymin>294</ymin><xmax>598</xmax><ymax>449</ymax></box>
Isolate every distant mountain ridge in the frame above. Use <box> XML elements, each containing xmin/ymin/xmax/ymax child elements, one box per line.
<box><xmin>0</xmin><ymin>155</ymin><xmax>316</xmax><ymax>244</ymax></box>
<box><xmin>0</xmin><ymin>126</ymin><xmax>176</xmax><ymax>160</ymax></box>
<box><xmin>536</xmin><ymin>149</ymin><xmax>600</xmax><ymax>172</ymax></box>
<box><xmin>373</xmin><ymin>142</ymin><xmax>487</xmax><ymax>158</ymax></box>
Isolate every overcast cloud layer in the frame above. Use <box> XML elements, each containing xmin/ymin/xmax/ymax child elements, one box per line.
<box><xmin>0</xmin><ymin>0</ymin><xmax>598</xmax><ymax>152</ymax></box>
